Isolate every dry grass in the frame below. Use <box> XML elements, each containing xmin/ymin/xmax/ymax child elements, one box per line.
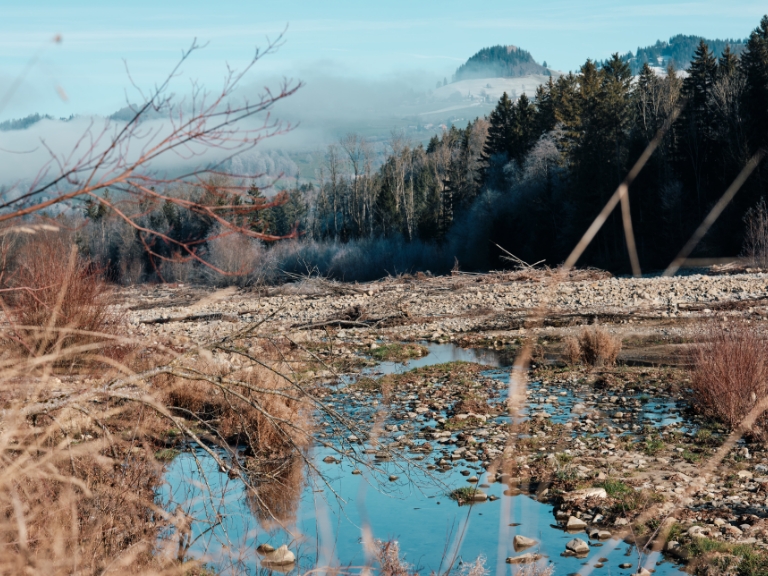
<box><xmin>0</xmin><ymin>237</ymin><xmax>324</xmax><ymax>574</ymax></box>
<box><xmin>375</xmin><ymin>540</ymin><xmax>417</xmax><ymax>576</ymax></box>
<box><xmin>158</xmin><ymin>355</ymin><xmax>313</xmax><ymax>459</ymax></box>
<box><xmin>577</xmin><ymin>327</ymin><xmax>622</xmax><ymax>366</ymax></box>
<box><xmin>563</xmin><ymin>336</ymin><xmax>581</xmax><ymax>365</ymax></box>
<box><xmin>690</xmin><ymin>323</ymin><xmax>768</xmax><ymax>434</ymax></box>
<box><xmin>1</xmin><ymin>232</ymin><xmax>124</xmax><ymax>365</ymax></box>
<box><xmin>514</xmin><ymin>563</ymin><xmax>554</xmax><ymax>576</ymax></box>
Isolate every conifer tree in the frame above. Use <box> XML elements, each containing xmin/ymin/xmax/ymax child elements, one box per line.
<box><xmin>742</xmin><ymin>16</ymin><xmax>768</xmax><ymax>153</ymax></box>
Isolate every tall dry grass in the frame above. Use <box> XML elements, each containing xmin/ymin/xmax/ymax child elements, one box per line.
<box><xmin>1</xmin><ymin>231</ymin><xmax>124</xmax><ymax>365</ymax></box>
<box><xmin>690</xmin><ymin>322</ymin><xmax>768</xmax><ymax>434</ymax></box>
<box><xmin>0</xmin><ymin>231</ymin><xmax>334</xmax><ymax>575</ymax></box>
<box><xmin>562</xmin><ymin>327</ymin><xmax>622</xmax><ymax>367</ymax></box>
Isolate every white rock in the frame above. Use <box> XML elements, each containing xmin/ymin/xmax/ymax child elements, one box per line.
<box><xmin>566</xmin><ymin>516</ymin><xmax>588</xmax><ymax>530</ymax></box>
<box><xmin>565</xmin><ymin>538</ymin><xmax>590</xmax><ymax>554</ymax></box>
<box><xmin>261</xmin><ymin>544</ymin><xmax>295</xmax><ymax>566</ymax></box>
<box><xmin>513</xmin><ymin>535</ymin><xmax>537</xmax><ymax>551</ymax></box>
<box><xmin>562</xmin><ymin>487</ymin><xmax>607</xmax><ymax>501</ymax></box>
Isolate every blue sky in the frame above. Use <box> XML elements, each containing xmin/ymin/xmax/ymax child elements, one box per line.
<box><xmin>1</xmin><ymin>0</ymin><xmax>766</xmax><ymax>120</ymax></box>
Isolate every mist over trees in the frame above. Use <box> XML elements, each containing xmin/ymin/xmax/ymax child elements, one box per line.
<box><xmin>77</xmin><ymin>15</ymin><xmax>768</xmax><ymax>283</ymax></box>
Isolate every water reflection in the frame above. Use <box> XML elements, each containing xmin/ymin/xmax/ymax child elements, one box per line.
<box><xmin>161</xmin><ymin>343</ymin><xmax>687</xmax><ymax>575</ymax></box>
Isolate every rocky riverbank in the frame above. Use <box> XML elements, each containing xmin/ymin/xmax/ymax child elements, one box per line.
<box><xmin>122</xmin><ymin>269</ymin><xmax>768</xmax><ymax>573</ymax></box>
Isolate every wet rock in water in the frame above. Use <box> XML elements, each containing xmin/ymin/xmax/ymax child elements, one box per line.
<box><xmin>566</xmin><ymin>516</ymin><xmax>588</xmax><ymax>530</ymax></box>
<box><xmin>256</xmin><ymin>543</ymin><xmax>275</xmax><ymax>553</ymax></box>
<box><xmin>565</xmin><ymin>538</ymin><xmax>590</xmax><ymax>555</ymax></box>
<box><xmin>505</xmin><ymin>553</ymin><xmax>542</xmax><ymax>564</ymax></box>
<box><xmin>261</xmin><ymin>544</ymin><xmax>295</xmax><ymax>566</ymax></box>
<box><xmin>469</xmin><ymin>490</ymin><xmax>488</xmax><ymax>502</ymax></box>
<box><xmin>322</xmin><ymin>456</ymin><xmax>337</xmax><ymax>464</ymax></box>
<box><xmin>631</xmin><ymin>570</ymin><xmax>652</xmax><ymax>576</ymax></box>
<box><xmin>389</xmin><ymin>475</ymin><xmax>399</xmax><ymax>481</ymax></box>
<box><xmin>620</xmin><ymin>564</ymin><xmax>633</xmax><ymax>569</ymax></box>
<box><xmin>513</xmin><ymin>535</ymin><xmax>537</xmax><ymax>551</ymax></box>
<box><xmin>374</xmin><ymin>452</ymin><xmax>391</xmax><ymax>460</ymax></box>
<box><xmin>589</xmin><ymin>528</ymin><xmax>613</xmax><ymax>540</ymax></box>
<box><xmin>351</xmin><ymin>469</ymin><xmax>362</xmax><ymax>475</ymax></box>
<box><xmin>467</xmin><ymin>476</ymin><xmax>479</xmax><ymax>483</ymax></box>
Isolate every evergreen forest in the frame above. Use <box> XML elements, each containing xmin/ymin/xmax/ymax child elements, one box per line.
<box><xmin>80</xmin><ymin>16</ymin><xmax>768</xmax><ymax>282</ymax></box>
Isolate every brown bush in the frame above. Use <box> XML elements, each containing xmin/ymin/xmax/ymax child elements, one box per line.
<box><xmin>563</xmin><ymin>336</ymin><xmax>582</xmax><ymax>365</ymax></box>
<box><xmin>690</xmin><ymin>323</ymin><xmax>768</xmax><ymax>434</ymax></box>
<box><xmin>578</xmin><ymin>327</ymin><xmax>621</xmax><ymax>366</ymax></box>
<box><xmin>1</xmin><ymin>232</ymin><xmax>123</xmax><ymax>364</ymax></box>
<box><xmin>159</xmin><ymin>357</ymin><xmax>312</xmax><ymax>459</ymax></box>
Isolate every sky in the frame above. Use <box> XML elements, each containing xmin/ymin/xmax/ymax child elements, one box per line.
<box><xmin>0</xmin><ymin>0</ymin><xmax>766</xmax><ymax>121</ymax></box>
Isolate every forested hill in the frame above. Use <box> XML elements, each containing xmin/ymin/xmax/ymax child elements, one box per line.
<box><xmin>453</xmin><ymin>45</ymin><xmax>549</xmax><ymax>81</ymax></box>
<box><xmin>606</xmin><ymin>34</ymin><xmax>748</xmax><ymax>74</ymax></box>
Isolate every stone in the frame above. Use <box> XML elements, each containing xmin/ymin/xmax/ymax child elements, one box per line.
<box><xmin>322</xmin><ymin>455</ymin><xmax>337</xmax><ymax>463</ymax></box>
<box><xmin>513</xmin><ymin>535</ymin><xmax>537</xmax><ymax>551</ymax></box>
<box><xmin>562</xmin><ymin>487</ymin><xmax>607</xmax><ymax>502</ymax></box>
<box><xmin>469</xmin><ymin>491</ymin><xmax>488</xmax><ymax>502</ymax></box>
<box><xmin>565</xmin><ymin>538</ymin><xmax>590</xmax><ymax>555</ymax></box>
<box><xmin>256</xmin><ymin>543</ymin><xmax>275</xmax><ymax>553</ymax></box>
<box><xmin>566</xmin><ymin>516</ymin><xmax>588</xmax><ymax>530</ymax></box>
<box><xmin>505</xmin><ymin>553</ymin><xmax>542</xmax><ymax>564</ymax></box>
<box><xmin>261</xmin><ymin>544</ymin><xmax>295</xmax><ymax>566</ymax></box>
<box><xmin>631</xmin><ymin>570</ymin><xmax>652</xmax><ymax>576</ymax></box>
<box><xmin>388</xmin><ymin>475</ymin><xmax>399</xmax><ymax>482</ymax></box>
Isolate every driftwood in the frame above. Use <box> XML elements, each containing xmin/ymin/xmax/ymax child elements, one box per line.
<box><xmin>293</xmin><ymin>305</ymin><xmax>408</xmax><ymax>330</ymax></box>
<box><xmin>141</xmin><ymin>309</ymin><xmax>261</xmax><ymax>325</ymax></box>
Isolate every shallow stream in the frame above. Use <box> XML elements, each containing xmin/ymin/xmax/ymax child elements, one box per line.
<box><xmin>160</xmin><ymin>344</ymin><xmax>688</xmax><ymax>575</ymax></box>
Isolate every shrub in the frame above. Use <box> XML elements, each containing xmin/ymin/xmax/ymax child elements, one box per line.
<box><xmin>1</xmin><ymin>231</ymin><xmax>122</xmax><ymax>364</ymax></box>
<box><xmin>690</xmin><ymin>323</ymin><xmax>768</xmax><ymax>435</ymax></box>
<box><xmin>159</xmin><ymin>356</ymin><xmax>312</xmax><ymax>458</ymax></box>
<box><xmin>743</xmin><ymin>198</ymin><xmax>768</xmax><ymax>268</ymax></box>
<box><xmin>578</xmin><ymin>327</ymin><xmax>621</xmax><ymax>366</ymax></box>
<box><xmin>563</xmin><ymin>336</ymin><xmax>581</xmax><ymax>365</ymax></box>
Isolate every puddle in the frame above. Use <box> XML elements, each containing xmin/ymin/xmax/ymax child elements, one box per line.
<box><xmin>160</xmin><ymin>343</ymin><xmax>689</xmax><ymax>575</ymax></box>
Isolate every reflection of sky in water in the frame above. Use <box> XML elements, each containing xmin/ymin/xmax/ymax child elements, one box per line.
<box><xmin>162</xmin><ymin>448</ymin><xmax>685</xmax><ymax>575</ymax></box>
<box><xmin>161</xmin><ymin>343</ymin><xmax>688</xmax><ymax>575</ymax></box>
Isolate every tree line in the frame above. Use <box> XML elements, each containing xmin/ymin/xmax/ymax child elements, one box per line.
<box><xmin>79</xmin><ymin>16</ymin><xmax>768</xmax><ymax>280</ymax></box>
<box><xmin>271</xmin><ymin>15</ymin><xmax>768</xmax><ymax>272</ymax></box>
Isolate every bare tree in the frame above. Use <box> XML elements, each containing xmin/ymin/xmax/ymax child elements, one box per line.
<box><xmin>1</xmin><ymin>36</ymin><xmax>301</xmax><ymax>273</ymax></box>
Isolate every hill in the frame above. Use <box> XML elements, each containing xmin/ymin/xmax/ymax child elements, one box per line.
<box><xmin>453</xmin><ymin>45</ymin><xmax>549</xmax><ymax>81</ymax></box>
<box><xmin>605</xmin><ymin>34</ymin><xmax>748</xmax><ymax>74</ymax></box>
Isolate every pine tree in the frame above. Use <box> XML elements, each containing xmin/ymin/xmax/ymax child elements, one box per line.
<box><xmin>677</xmin><ymin>40</ymin><xmax>718</xmax><ymax>214</ymax></box>
<box><xmin>479</xmin><ymin>92</ymin><xmax>515</xmax><ymax>189</ymax></box>
<box><xmin>742</xmin><ymin>16</ymin><xmax>768</xmax><ymax>153</ymax></box>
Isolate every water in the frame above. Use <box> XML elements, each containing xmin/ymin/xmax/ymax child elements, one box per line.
<box><xmin>160</xmin><ymin>343</ymin><xmax>688</xmax><ymax>575</ymax></box>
